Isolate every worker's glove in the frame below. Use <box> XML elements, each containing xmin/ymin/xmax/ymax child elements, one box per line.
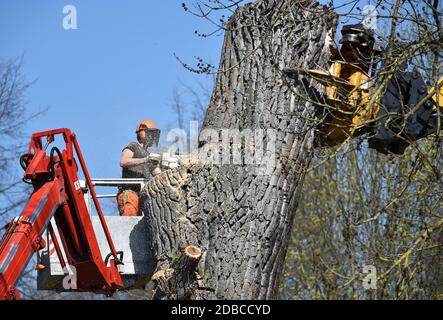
<box><xmin>146</xmin><ymin>153</ymin><xmax>161</xmax><ymax>164</ymax></box>
<box><xmin>159</xmin><ymin>153</ymin><xmax>182</xmax><ymax>169</ymax></box>
<box><xmin>146</xmin><ymin>153</ymin><xmax>182</xmax><ymax>169</ymax></box>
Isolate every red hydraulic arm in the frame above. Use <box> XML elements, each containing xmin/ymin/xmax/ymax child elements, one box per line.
<box><xmin>0</xmin><ymin>128</ymin><xmax>123</xmax><ymax>300</ymax></box>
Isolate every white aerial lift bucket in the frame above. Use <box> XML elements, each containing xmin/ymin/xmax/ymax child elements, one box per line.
<box><xmin>37</xmin><ymin>179</ymin><xmax>155</xmax><ymax>291</ymax></box>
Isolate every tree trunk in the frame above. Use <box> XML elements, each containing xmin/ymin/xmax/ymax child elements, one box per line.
<box><xmin>141</xmin><ymin>0</ymin><xmax>337</xmax><ymax>299</ymax></box>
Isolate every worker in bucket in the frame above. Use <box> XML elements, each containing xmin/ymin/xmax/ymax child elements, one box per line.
<box><xmin>117</xmin><ymin>119</ymin><xmax>162</xmax><ymax>216</ymax></box>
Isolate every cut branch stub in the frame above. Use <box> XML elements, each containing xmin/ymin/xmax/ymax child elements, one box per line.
<box><xmin>171</xmin><ymin>246</ymin><xmax>202</xmax><ymax>299</ymax></box>
<box><xmin>185</xmin><ymin>245</ymin><xmax>202</xmax><ymax>260</ymax></box>
<box><xmin>150</xmin><ymin>245</ymin><xmax>203</xmax><ymax>300</ymax></box>
<box><xmin>177</xmin><ymin>245</ymin><xmax>202</xmax><ymax>275</ymax></box>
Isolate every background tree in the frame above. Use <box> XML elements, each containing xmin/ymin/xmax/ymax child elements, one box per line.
<box><xmin>281</xmin><ymin>141</ymin><xmax>442</xmax><ymax>299</ymax></box>
<box><xmin>278</xmin><ymin>0</ymin><xmax>443</xmax><ymax>299</ymax></box>
<box><xmin>0</xmin><ymin>59</ymin><xmax>32</xmax><ymax>222</ymax></box>
<box><xmin>0</xmin><ymin>58</ymin><xmax>43</xmax><ymax>299</ymax></box>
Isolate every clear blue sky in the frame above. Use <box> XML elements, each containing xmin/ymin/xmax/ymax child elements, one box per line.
<box><xmin>0</xmin><ymin>0</ymin><xmax>223</xmax><ymax>181</ymax></box>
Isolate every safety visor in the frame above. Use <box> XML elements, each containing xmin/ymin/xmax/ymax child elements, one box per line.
<box><xmin>137</xmin><ymin>126</ymin><xmax>161</xmax><ymax>145</ymax></box>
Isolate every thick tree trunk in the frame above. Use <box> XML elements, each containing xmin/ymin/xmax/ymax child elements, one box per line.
<box><xmin>141</xmin><ymin>0</ymin><xmax>337</xmax><ymax>299</ymax></box>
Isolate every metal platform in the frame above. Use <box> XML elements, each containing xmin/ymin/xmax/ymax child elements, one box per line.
<box><xmin>37</xmin><ymin>179</ymin><xmax>154</xmax><ymax>292</ymax></box>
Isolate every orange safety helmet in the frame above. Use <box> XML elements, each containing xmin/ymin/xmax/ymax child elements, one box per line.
<box><xmin>136</xmin><ymin>119</ymin><xmax>157</xmax><ymax>133</ymax></box>
<box><xmin>136</xmin><ymin>119</ymin><xmax>160</xmax><ymax>147</ymax></box>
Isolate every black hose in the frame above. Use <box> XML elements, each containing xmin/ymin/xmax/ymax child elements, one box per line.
<box><xmin>50</xmin><ymin>147</ymin><xmax>63</xmax><ymax>180</ymax></box>
<box><xmin>105</xmin><ymin>251</ymin><xmax>124</xmax><ymax>266</ymax></box>
<box><xmin>19</xmin><ymin>153</ymin><xmax>34</xmax><ymax>171</ymax></box>
<box><xmin>22</xmin><ymin>177</ymin><xmax>33</xmax><ymax>185</ymax></box>
<box><xmin>19</xmin><ymin>153</ymin><xmax>34</xmax><ymax>184</ymax></box>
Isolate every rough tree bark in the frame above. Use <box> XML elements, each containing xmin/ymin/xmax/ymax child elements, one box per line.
<box><xmin>141</xmin><ymin>0</ymin><xmax>337</xmax><ymax>299</ymax></box>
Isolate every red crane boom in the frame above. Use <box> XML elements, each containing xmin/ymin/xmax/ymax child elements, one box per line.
<box><xmin>0</xmin><ymin>128</ymin><xmax>123</xmax><ymax>300</ymax></box>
